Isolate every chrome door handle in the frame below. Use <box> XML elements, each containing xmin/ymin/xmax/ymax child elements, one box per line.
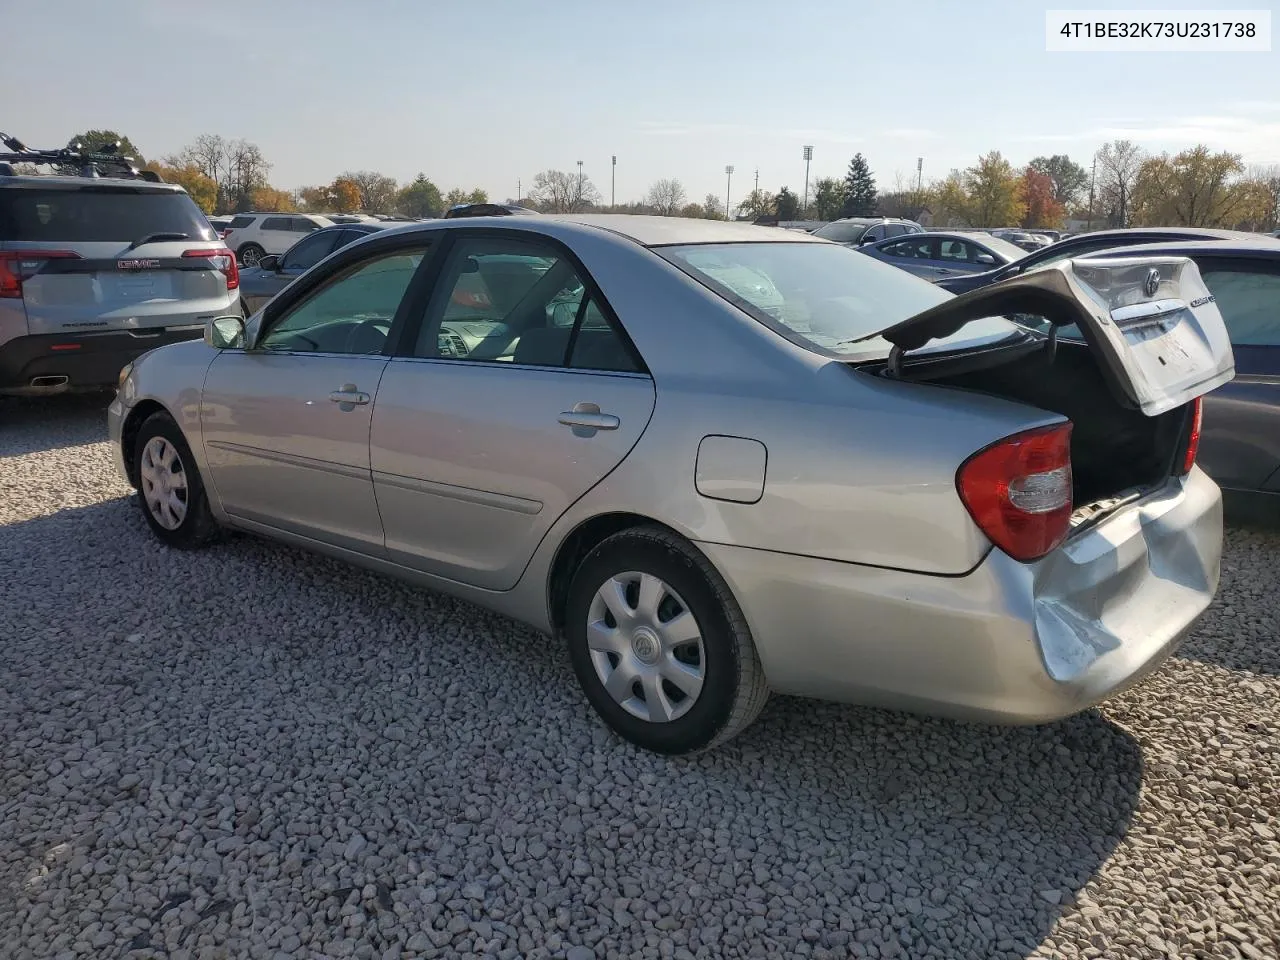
<box><xmin>559</xmin><ymin>401</ymin><xmax>619</xmax><ymax>435</ymax></box>
<box><xmin>329</xmin><ymin>383</ymin><xmax>371</xmax><ymax>406</ymax></box>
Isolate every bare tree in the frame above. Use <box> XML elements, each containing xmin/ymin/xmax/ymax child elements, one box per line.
<box><xmin>644</xmin><ymin>178</ymin><xmax>687</xmax><ymax>216</ymax></box>
<box><xmin>1095</xmin><ymin>139</ymin><xmax>1146</xmax><ymax>227</ymax></box>
<box><xmin>529</xmin><ymin>169</ymin><xmax>600</xmax><ymax>213</ymax></box>
<box><xmin>702</xmin><ymin>192</ymin><xmax>726</xmax><ymax>219</ymax></box>
<box><xmin>168</xmin><ymin>135</ymin><xmax>270</xmax><ymax>213</ymax></box>
<box><xmin>341</xmin><ymin>170</ymin><xmax>400</xmax><ymax>213</ymax></box>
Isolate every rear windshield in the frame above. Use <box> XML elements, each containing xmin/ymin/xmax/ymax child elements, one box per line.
<box><xmin>0</xmin><ymin>187</ymin><xmax>215</xmax><ymax>243</ymax></box>
<box><xmin>658</xmin><ymin>241</ymin><xmax>1020</xmax><ymax>359</ymax></box>
<box><xmin>811</xmin><ymin>221</ymin><xmax>869</xmax><ymax>244</ymax></box>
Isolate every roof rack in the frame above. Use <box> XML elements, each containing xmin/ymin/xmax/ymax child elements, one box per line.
<box><xmin>0</xmin><ymin>131</ymin><xmax>164</xmax><ymax>182</ymax></box>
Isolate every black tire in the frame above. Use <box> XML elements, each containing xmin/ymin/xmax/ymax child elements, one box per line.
<box><xmin>132</xmin><ymin>412</ymin><xmax>221</xmax><ymax>549</ymax></box>
<box><xmin>237</xmin><ymin>242</ymin><xmax>264</xmax><ymax>267</ymax></box>
<box><xmin>565</xmin><ymin>525</ymin><xmax>769</xmax><ymax>754</ymax></box>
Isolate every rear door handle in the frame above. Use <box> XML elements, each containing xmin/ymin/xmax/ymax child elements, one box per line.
<box><xmin>559</xmin><ymin>401</ymin><xmax>619</xmax><ymax>435</ymax></box>
<box><xmin>329</xmin><ymin>383</ymin><xmax>371</xmax><ymax>407</ymax></box>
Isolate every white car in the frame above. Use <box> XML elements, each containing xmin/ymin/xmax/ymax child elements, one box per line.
<box><xmin>222</xmin><ymin>213</ymin><xmax>333</xmax><ymax>267</ymax></box>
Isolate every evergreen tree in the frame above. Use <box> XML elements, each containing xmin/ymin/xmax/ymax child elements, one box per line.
<box><xmin>842</xmin><ymin>153</ymin><xmax>878</xmax><ymax>216</ymax></box>
<box><xmin>774</xmin><ymin>187</ymin><xmax>800</xmax><ymax>220</ymax></box>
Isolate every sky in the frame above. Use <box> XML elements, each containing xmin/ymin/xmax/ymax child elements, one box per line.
<box><xmin>5</xmin><ymin>0</ymin><xmax>1278</xmax><ymax>207</ymax></box>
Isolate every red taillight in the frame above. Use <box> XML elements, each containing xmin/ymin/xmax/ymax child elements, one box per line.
<box><xmin>183</xmin><ymin>247</ymin><xmax>240</xmax><ymax>290</ymax></box>
<box><xmin>1179</xmin><ymin>397</ymin><xmax>1203</xmax><ymax>476</ymax></box>
<box><xmin>957</xmin><ymin>422</ymin><xmax>1074</xmax><ymax>562</ymax></box>
<box><xmin>0</xmin><ymin>250</ymin><xmax>82</xmax><ymax>299</ymax></box>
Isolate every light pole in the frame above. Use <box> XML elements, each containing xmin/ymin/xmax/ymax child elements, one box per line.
<box><xmin>611</xmin><ymin>155</ymin><xmax>616</xmax><ymax>209</ymax></box>
<box><xmin>1087</xmin><ymin>154</ymin><xmax>1097</xmax><ymax>231</ymax></box>
<box><xmin>916</xmin><ymin>157</ymin><xmax>923</xmax><ymax>192</ymax></box>
<box><xmin>576</xmin><ymin>160</ymin><xmax>583</xmax><ymax>211</ymax></box>
<box><xmin>724</xmin><ymin>165</ymin><xmax>734</xmax><ymax>218</ymax></box>
<box><xmin>802</xmin><ymin>145</ymin><xmax>813</xmax><ymax>217</ymax></box>
<box><xmin>517</xmin><ymin>178</ymin><xmax>521</xmax><ymax>202</ymax></box>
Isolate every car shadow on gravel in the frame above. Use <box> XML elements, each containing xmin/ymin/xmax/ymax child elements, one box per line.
<box><xmin>0</xmin><ymin>394</ymin><xmax>112</xmax><ymax>457</ymax></box>
<box><xmin>1</xmin><ymin>496</ymin><xmax>1153</xmax><ymax>959</ymax></box>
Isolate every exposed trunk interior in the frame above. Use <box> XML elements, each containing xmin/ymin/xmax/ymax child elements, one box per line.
<box><xmin>864</xmin><ymin>337</ymin><xmax>1194</xmax><ymax>510</ymax></box>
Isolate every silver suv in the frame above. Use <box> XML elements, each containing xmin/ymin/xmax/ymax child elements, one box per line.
<box><xmin>812</xmin><ymin>217</ymin><xmax>925</xmax><ymax>246</ymax></box>
<box><xmin>0</xmin><ymin>174</ymin><xmax>238</xmax><ymax>395</ymax></box>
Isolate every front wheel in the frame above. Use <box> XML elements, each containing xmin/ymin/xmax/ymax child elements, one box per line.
<box><xmin>237</xmin><ymin>242</ymin><xmax>264</xmax><ymax>268</ymax></box>
<box><xmin>133</xmin><ymin>412</ymin><xmax>221</xmax><ymax>549</ymax></box>
<box><xmin>565</xmin><ymin>526</ymin><xmax>769</xmax><ymax>754</ymax></box>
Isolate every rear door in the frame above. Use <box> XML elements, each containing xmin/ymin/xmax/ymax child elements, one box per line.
<box><xmin>1192</xmin><ymin>257</ymin><xmax>1280</xmax><ymax>493</ymax></box>
<box><xmin>369</xmin><ymin>231</ymin><xmax>655</xmax><ymax>590</ymax></box>
<box><xmin>0</xmin><ymin>183</ymin><xmax>234</xmax><ymax>335</ymax></box>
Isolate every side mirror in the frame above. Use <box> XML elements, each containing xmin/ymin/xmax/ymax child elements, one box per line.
<box><xmin>258</xmin><ymin>254</ymin><xmax>281</xmax><ymax>272</ymax></box>
<box><xmin>205</xmin><ymin>315</ymin><xmax>246</xmax><ymax>350</ymax></box>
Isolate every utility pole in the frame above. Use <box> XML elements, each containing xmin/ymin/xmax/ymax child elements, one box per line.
<box><xmin>517</xmin><ymin>178</ymin><xmax>521</xmax><ymax>202</ymax></box>
<box><xmin>916</xmin><ymin>157</ymin><xmax>923</xmax><ymax>192</ymax></box>
<box><xmin>725</xmin><ymin>165</ymin><xmax>734</xmax><ymax>218</ymax></box>
<box><xmin>802</xmin><ymin>146</ymin><xmax>813</xmax><ymax>218</ymax></box>
<box><xmin>611</xmin><ymin>155</ymin><xmax>616</xmax><ymax>209</ymax></box>
<box><xmin>754</xmin><ymin>169</ymin><xmax>759</xmax><ymax>195</ymax></box>
<box><xmin>576</xmin><ymin>160</ymin><xmax>583</xmax><ymax>211</ymax></box>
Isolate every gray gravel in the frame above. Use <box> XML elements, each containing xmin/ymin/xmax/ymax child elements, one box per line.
<box><xmin>2</xmin><ymin>395</ymin><xmax>1279</xmax><ymax>960</ymax></box>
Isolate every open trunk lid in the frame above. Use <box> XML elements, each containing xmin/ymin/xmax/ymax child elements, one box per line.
<box><xmin>877</xmin><ymin>256</ymin><xmax>1234</xmax><ymax>417</ymax></box>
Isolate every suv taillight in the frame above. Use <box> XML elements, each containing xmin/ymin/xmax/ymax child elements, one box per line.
<box><xmin>0</xmin><ymin>250</ymin><xmax>82</xmax><ymax>299</ymax></box>
<box><xmin>183</xmin><ymin>247</ymin><xmax>240</xmax><ymax>290</ymax></box>
<box><xmin>1178</xmin><ymin>397</ymin><xmax>1203</xmax><ymax>476</ymax></box>
<box><xmin>957</xmin><ymin>422</ymin><xmax>1074</xmax><ymax>562</ymax></box>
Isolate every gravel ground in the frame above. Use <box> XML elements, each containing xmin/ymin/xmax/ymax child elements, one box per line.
<box><xmin>2</xmin><ymin>395</ymin><xmax>1278</xmax><ymax>960</ymax></box>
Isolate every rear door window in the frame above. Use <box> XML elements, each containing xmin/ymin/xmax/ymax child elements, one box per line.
<box><xmin>0</xmin><ymin>187</ymin><xmax>215</xmax><ymax>242</ymax></box>
<box><xmin>262</xmin><ymin>217</ymin><xmax>293</xmax><ymax>231</ymax></box>
<box><xmin>1199</xmin><ymin>263</ymin><xmax>1280</xmax><ymax>346</ymax></box>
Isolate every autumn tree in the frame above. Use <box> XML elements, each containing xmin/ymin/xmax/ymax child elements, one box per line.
<box><xmin>1020</xmin><ymin>169</ymin><xmax>1065</xmax><ymax>229</ymax></box>
<box><xmin>774</xmin><ymin>187</ymin><xmax>801</xmax><ymax>220</ymax></box>
<box><xmin>298</xmin><ymin>185</ymin><xmax>334</xmax><ymax>212</ymax></box>
<box><xmin>340</xmin><ymin>170</ymin><xmax>399</xmax><ymax>213</ymax></box>
<box><xmin>529</xmin><ymin>169</ymin><xmax>600</xmax><ymax>212</ymax></box>
<box><xmin>1028</xmin><ymin>154</ymin><xmax>1089</xmax><ymax>209</ymax></box>
<box><xmin>1131</xmin><ymin>146</ymin><xmax>1249</xmax><ymax>227</ymax></box>
<box><xmin>146</xmin><ymin>163</ymin><xmax>217</xmax><ymax>213</ymax></box>
<box><xmin>1095</xmin><ymin>139</ymin><xmax>1145</xmax><ymax>227</ymax></box>
<box><xmin>1241</xmin><ymin>164</ymin><xmax>1280</xmax><ymax>230</ymax></box>
<box><xmin>930</xmin><ymin>170</ymin><xmax>971</xmax><ymax>226</ymax></box>
<box><xmin>841</xmin><ymin>153</ymin><xmax>877</xmax><ymax>217</ymax></box>
<box><xmin>330</xmin><ymin>177</ymin><xmax>362</xmax><ymax>214</ymax></box>
<box><xmin>964</xmin><ymin>151</ymin><xmax>1025</xmax><ymax>227</ymax></box>
<box><xmin>645</xmin><ymin>179</ymin><xmax>687</xmax><ymax>216</ymax></box>
<box><xmin>738</xmin><ymin>189</ymin><xmax>775</xmax><ymax>219</ymax></box>
<box><xmin>249</xmin><ymin>186</ymin><xmax>296</xmax><ymax>212</ymax></box>
<box><xmin>811</xmin><ymin>177</ymin><xmax>846</xmax><ymax>220</ymax></box>
<box><xmin>443</xmin><ymin>187</ymin><xmax>489</xmax><ymax>209</ymax></box>
<box><xmin>876</xmin><ymin>172</ymin><xmax>936</xmax><ymax>221</ymax></box>
<box><xmin>397</xmin><ymin>174</ymin><xmax>443</xmax><ymax>218</ymax></box>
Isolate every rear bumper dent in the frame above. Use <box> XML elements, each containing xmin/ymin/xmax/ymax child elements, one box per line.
<box><xmin>698</xmin><ymin>467</ymin><xmax>1222</xmax><ymax>724</ymax></box>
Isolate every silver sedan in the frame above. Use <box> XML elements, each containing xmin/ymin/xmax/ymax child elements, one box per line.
<box><xmin>109</xmin><ymin>216</ymin><xmax>1232</xmax><ymax>754</ymax></box>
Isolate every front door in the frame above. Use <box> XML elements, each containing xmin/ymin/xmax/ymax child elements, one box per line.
<box><xmin>369</xmin><ymin>233</ymin><xmax>656</xmax><ymax>590</ymax></box>
<box><xmin>201</xmin><ymin>244</ymin><xmax>430</xmax><ymax>552</ymax></box>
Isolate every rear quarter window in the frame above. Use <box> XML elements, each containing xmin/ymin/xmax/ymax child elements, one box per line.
<box><xmin>262</xmin><ymin>217</ymin><xmax>294</xmax><ymax>231</ymax></box>
<box><xmin>0</xmin><ymin>187</ymin><xmax>215</xmax><ymax>243</ymax></box>
<box><xmin>228</xmin><ymin>215</ymin><xmax>255</xmax><ymax>229</ymax></box>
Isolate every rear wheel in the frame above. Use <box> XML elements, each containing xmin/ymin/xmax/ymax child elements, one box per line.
<box><xmin>237</xmin><ymin>242</ymin><xmax>264</xmax><ymax>268</ymax></box>
<box><xmin>565</xmin><ymin>526</ymin><xmax>769</xmax><ymax>754</ymax></box>
<box><xmin>133</xmin><ymin>412</ymin><xmax>220</xmax><ymax>549</ymax></box>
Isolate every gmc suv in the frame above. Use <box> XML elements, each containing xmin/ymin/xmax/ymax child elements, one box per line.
<box><xmin>0</xmin><ymin>174</ymin><xmax>239</xmax><ymax>396</ymax></box>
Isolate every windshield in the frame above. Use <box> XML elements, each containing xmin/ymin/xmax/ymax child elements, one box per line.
<box><xmin>0</xmin><ymin>187</ymin><xmax>216</xmax><ymax>243</ymax></box>
<box><xmin>977</xmin><ymin>235</ymin><xmax>1031</xmax><ymax>262</ymax></box>
<box><xmin>658</xmin><ymin>241</ymin><xmax>1020</xmax><ymax>359</ymax></box>
<box><xmin>812</xmin><ymin>221</ymin><xmax>869</xmax><ymax>244</ymax></box>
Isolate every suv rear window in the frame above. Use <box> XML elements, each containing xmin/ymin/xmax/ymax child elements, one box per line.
<box><xmin>0</xmin><ymin>187</ymin><xmax>215</xmax><ymax>243</ymax></box>
<box><xmin>228</xmin><ymin>215</ymin><xmax>255</xmax><ymax>229</ymax></box>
